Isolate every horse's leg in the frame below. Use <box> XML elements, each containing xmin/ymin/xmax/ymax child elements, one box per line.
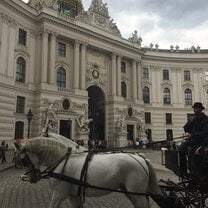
<box><xmin>49</xmin><ymin>190</ymin><xmax>68</xmax><ymax>208</ymax></box>
<box><xmin>69</xmin><ymin>196</ymin><xmax>83</xmax><ymax>208</ymax></box>
<box><xmin>125</xmin><ymin>194</ymin><xmax>149</xmax><ymax>208</ymax></box>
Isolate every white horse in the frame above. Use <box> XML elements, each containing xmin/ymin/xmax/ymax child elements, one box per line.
<box><xmin>16</xmin><ymin>135</ymin><xmax>166</xmax><ymax>208</ymax></box>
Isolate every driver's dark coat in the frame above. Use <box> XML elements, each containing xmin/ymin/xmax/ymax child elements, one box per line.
<box><xmin>183</xmin><ymin>112</ymin><xmax>208</xmax><ymax>145</ymax></box>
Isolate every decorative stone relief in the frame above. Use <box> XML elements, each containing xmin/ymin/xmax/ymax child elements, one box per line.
<box><xmin>29</xmin><ymin>0</ymin><xmax>59</xmax><ymax>10</ymax></box>
<box><xmin>72</xmin><ymin>102</ymin><xmax>88</xmax><ymax>111</ymax></box>
<box><xmin>116</xmin><ymin>115</ymin><xmax>127</xmax><ymax>133</ymax></box>
<box><xmin>86</xmin><ymin>63</ymin><xmax>106</xmax><ymax>86</ymax></box>
<box><xmin>76</xmin><ymin>0</ymin><xmax>121</xmax><ymax>36</ymax></box>
<box><xmin>115</xmin><ymin>107</ymin><xmax>127</xmax><ymax>116</ymax></box>
<box><xmin>0</xmin><ymin>13</ymin><xmax>17</xmax><ymax>27</ymax></box>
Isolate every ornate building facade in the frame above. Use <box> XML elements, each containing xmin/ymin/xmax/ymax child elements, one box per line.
<box><xmin>1</xmin><ymin>0</ymin><xmax>208</xmax><ymax>147</ymax></box>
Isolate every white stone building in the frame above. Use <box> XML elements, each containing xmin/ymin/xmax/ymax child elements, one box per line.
<box><xmin>0</xmin><ymin>0</ymin><xmax>208</xmax><ymax>147</ymax></box>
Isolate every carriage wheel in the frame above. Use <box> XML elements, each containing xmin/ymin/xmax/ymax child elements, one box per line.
<box><xmin>159</xmin><ymin>180</ymin><xmax>208</xmax><ymax>208</ymax></box>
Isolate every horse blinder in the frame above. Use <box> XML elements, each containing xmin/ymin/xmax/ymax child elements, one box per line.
<box><xmin>20</xmin><ymin>153</ymin><xmax>41</xmax><ymax>183</ymax></box>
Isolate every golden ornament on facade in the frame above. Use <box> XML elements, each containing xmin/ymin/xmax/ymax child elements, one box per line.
<box><xmin>92</xmin><ymin>69</ymin><xmax>99</xmax><ymax>79</ymax></box>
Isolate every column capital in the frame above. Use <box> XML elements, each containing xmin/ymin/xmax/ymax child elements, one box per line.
<box><xmin>111</xmin><ymin>52</ymin><xmax>118</xmax><ymax>58</ymax></box>
<box><xmin>74</xmin><ymin>39</ymin><xmax>81</xmax><ymax>45</ymax></box>
<box><xmin>42</xmin><ymin>31</ymin><xmax>49</xmax><ymax>38</ymax></box>
<box><xmin>132</xmin><ymin>59</ymin><xmax>141</xmax><ymax>64</ymax></box>
<box><xmin>81</xmin><ymin>41</ymin><xmax>88</xmax><ymax>47</ymax></box>
<box><xmin>50</xmin><ymin>32</ymin><xmax>58</xmax><ymax>39</ymax></box>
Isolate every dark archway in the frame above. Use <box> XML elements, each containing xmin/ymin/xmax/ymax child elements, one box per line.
<box><xmin>87</xmin><ymin>86</ymin><xmax>105</xmax><ymax>141</ymax></box>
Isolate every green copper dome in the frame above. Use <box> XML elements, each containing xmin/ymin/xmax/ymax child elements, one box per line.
<box><xmin>28</xmin><ymin>0</ymin><xmax>83</xmax><ymax>17</ymax></box>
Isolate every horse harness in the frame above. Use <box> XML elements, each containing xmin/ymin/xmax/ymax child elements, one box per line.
<box><xmin>21</xmin><ymin>148</ymin><xmax>157</xmax><ymax>202</ymax></box>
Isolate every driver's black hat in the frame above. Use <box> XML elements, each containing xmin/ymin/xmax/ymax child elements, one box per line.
<box><xmin>192</xmin><ymin>102</ymin><xmax>205</xmax><ymax>109</ymax></box>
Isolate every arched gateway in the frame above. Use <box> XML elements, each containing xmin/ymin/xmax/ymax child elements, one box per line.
<box><xmin>87</xmin><ymin>86</ymin><xmax>105</xmax><ymax>142</ymax></box>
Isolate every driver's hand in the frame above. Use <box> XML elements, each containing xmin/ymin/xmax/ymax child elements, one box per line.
<box><xmin>184</xmin><ymin>132</ymin><xmax>192</xmax><ymax>139</ymax></box>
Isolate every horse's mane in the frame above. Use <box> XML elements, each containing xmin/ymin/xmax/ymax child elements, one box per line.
<box><xmin>20</xmin><ymin>137</ymin><xmax>68</xmax><ymax>159</ymax></box>
<box><xmin>48</xmin><ymin>133</ymin><xmax>87</xmax><ymax>152</ymax></box>
<box><xmin>20</xmin><ymin>135</ymin><xmax>87</xmax><ymax>159</ymax></box>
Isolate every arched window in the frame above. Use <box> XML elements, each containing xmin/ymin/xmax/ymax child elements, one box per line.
<box><xmin>184</xmin><ymin>88</ymin><xmax>192</xmax><ymax>105</ymax></box>
<box><xmin>57</xmin><ymin>67</ymin><xmax>66</xmax><ymax>88</ymax></box>
<box><xmin>15</xmin><ymin>121</ymin><xmax>24</xmax><ymax>139</ymax></box>
<box><xmin>121</xmin><ymin>81</ymin><xmax>127</xmax><ymax>98</ymax></box>
<box><xmin>163</xmin><ymin>88</ymin><xmax>171</xmax><ymax>104</ymax></box>
<box><xmin>143</xmin><ymin>86</ymin><xmax>150</xmax><ymax>104</ymax></box>
<box><xmin>16</xmin><ymin>57</ymin><xmax>26</xmax><ymax>83</ymax></box>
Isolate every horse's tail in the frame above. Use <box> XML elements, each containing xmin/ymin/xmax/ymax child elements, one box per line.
<box><xmin>146</xmin><ymin>159</ymin><xmax>162</xmax><ymax>196</ymax></box>
<box><xmin>146</xmin><ymin>159</ymin><xmax>184</xmax><ymax>208</ymax></box>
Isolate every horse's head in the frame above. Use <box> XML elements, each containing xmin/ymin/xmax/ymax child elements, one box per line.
<box><xmin>15</xmin><ymin>141</ymin><xmax>41</xmax><ymax>183</ymax></box>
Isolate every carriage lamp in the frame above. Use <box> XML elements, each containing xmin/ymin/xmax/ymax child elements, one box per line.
<box><xmin>26</xmin><ymin>109</ymin><xmax>33</xmax><ymax>139</ymax></box>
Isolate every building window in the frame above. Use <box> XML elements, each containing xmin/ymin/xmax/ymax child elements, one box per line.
<box><xmin>163</xmin><ymin>88</ymin><xmax>171</xmax><ymax>104</ymax></box>
<box><xmin>121</xmin><ymin>61</ymin><xmax>126</xmax><ymax>73</ymax></box>
<box><xmin>121</xmin><ymin>81</ymin><xmax>127</xmax><ymax>98</ymax></box>
<box><xmin>58</xmin><ymin>42</ymin><xmax>66</xmax><ymax>57</ymax></box>
<box><xmin>166</xmin><ymin>129</ymin><xmax>173</xmax><ymax>141</ymax></box>
<box><xmin>143</xmin><ymin>67</ymin><xmax>149</xmax><ymax>79</ymax></box>
<box><xmin>184</xmin><ymin>70</ymin><xmax>191</xmax><ymax>81</ymax></box>
<box><xmin>205</xmin><ymin>70</ymin><xmax>208</xmax><ymax>81</ymax></box>
<box><xmin>57</xmin><ymin>67</ymin><xmax>66</xmax><ymax>88</ymax></box>
<box><xmin>145</xmin><ymin>112</ymin><xmax>151</xmax><ymax>124</ymax></box>
<box><xmin>15</xmin><ymin>121</ymin><xmax>24</xmax><ymax>139</ymax></box>
<box><xmin>143</xmin><ymin>86</ymin><xmax>150</xmax><ymax>104</ymax></box>
<box><xmin>166</xmin><ymin>113</ymin><xmax>172</xmax><ymax>124</ymax></box>
<box><xmin>16</xmin><ymin>96</ymin><xmax>25</xmax><ymax>113</ymax></box>
<box><xmin>16</xmin><ymin>57</ymin><xmax>26</xmax><ymax>83</ymax></box>
<box><xmin>163</xmin><ymin>69</ymin><xmax>169</xmax><ymax>80</ymax></box>
<box><xmin>18</xmin><ymin>29</ymin><xmax>27</xmax><ymax>46</ymax></box>
<box><xmin>184</xmin><ymin>88</ymin><xmax>192</xmax><ymax>105</ymax></box>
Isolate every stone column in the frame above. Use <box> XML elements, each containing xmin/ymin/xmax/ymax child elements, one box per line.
<box><xmin>41</xmin><ymin>31</ymin><xmax>49</xmax><ymax>83</ymax></box>
<box><xmin>137</xmin><ymin>62</ymin><xmax>143</xmax><ymax>100</ymax></box>
<box><xmin>74</xmin><ymin>40</ymin><xmax>80</xmax><ymax>89</ymax></box>
<box><xmin>29</xmin><ymin>30</ymin><xmax>36</xmax><ymax>83</ymax></box>
<box><xmin>7</xmin><ymin>23</ymin><xmax>17</xmax><ymax>77</ymax></box>
<box><xmin>80</xmin><ymin>42</ymin><xmax>87</xmax><ymax>90</ymax></box>
<box><xmin>111</xmin><ymin>53</ymin><xmax>116</xmax><ymax>96</ymax></box>
<box><xmin>49</xmin><ymin>32</ymin><xmax>56</xmax><ymax>85</ymax></box>
<box><xmin>0</xmin><ymin>17</ymin><xmax>9</xmax><ymax>75</ymax></box>
<box><xmin>132</xmin><ymin>60</ymin><xmax>137</xmax><ymax>99</ymax></box>
<box><xmin>116</xmin><ymin>55</ymin><xmax>121</xmax><ymax>96</ymax></box>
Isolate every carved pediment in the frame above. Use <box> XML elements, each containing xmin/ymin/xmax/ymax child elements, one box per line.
<box><xmin>76</xmin><ymin>0</ymin><xmax>121</xmax><ymax>36</ymax></box>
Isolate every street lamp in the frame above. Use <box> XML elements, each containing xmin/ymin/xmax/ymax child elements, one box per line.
<box><xmin>26</xmin><ymin>109</ymin><xmax>33</xmax><ymax>139</ymax></box>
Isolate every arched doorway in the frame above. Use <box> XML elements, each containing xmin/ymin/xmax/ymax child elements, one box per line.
<box><xmin>87</xmin><ymin>86</ymin><xmax>105</xmax><ymax>141</ymax></box>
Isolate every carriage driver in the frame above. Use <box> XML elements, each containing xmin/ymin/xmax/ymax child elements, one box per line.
<box><xmin>179</xmin><ymin>102</ymin><xmax>208</xmax><ymax>174</ymax></box>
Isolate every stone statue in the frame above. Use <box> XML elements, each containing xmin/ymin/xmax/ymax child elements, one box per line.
<box><xmin>76</xmin><ymin>113</ymin><xmax>93</xmax><ymax>133</ymax></box>
<box><xmin>128</xmin><ymin>30</ymin><xmax>142</xmax><ymax>47</ymax></box>
<box><xmin>137</xmin><ymin>118</ymin><xmax>146</xmax><ymax>136</ymax></box>
<box><xmin>41</xmin><ymin>103</ymin><xmax>58</xmax><ymax>136</ymax></box>
<box><xmin>116</xmin><ymin>115</ymin><xmax>126</xmax><ymax>133</ymax></box>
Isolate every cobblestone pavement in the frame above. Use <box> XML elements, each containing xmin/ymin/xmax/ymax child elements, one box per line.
<box><xmin>0</xmin><ymin>150</ymin><xmax>178</xmax><ymax>208</ymax></box>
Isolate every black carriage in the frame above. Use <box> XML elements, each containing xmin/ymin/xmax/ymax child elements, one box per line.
<box><xmin>159</xmin><ymin>144</ymin><xmax>208</xmax><ymax>208</ymax></box>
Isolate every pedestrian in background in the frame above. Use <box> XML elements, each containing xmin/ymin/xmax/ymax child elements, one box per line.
<box><xmin>1</xmin><ymin>141</ymin><xmax>6</xmax><ymax>163</ymax></box>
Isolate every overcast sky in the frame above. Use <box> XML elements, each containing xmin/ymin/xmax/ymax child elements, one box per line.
<box><xmin>21</xmin><ymin>0</ymin><xmax>208</xmax><ymax>49</ymax></box>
